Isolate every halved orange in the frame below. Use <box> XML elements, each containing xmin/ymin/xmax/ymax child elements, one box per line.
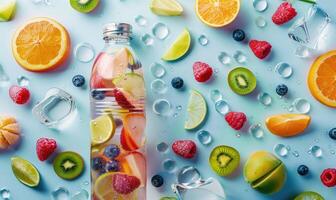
<box><xmin>308</xmin><ymin>50</ymin><xmax>336</xmax><ymax>107</ymax></box>
<box><xmin>195</xmin><ymin>0</ymin><xmax>240</xmax><ymax>27</ymax></box>
<box><xmin>12</xmin><ymin>17</ymin><xmax>70</xmax><ymax>72</ymax></box>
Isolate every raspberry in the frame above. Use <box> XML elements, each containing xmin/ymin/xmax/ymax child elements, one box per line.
<box><xmin>249</xmin><ymin>40</ymin><xmax>272</xmax><ymax>59</ymax></box>
<box><xmin>272</xmin><ymin>2</ymin><xmax>297</xmax><ymax>25</ymax></box>
<box><xmin>193</xmin><ymin>62</ymin><xmax>213</xmax><ymax>82</ymax></box>
<box><xmin>9</xmin><ymin>85</ymin><xmax>30</xmax><ymax>105</ymax></box>
<box><xmin>320</xmin><ymin>168</ymin><xmax>336</xmax><ymax>187</ymax></box>
<box><xmin>36</xmin><ymin>138</ymin><xmax>57</xmax><ymax>161</ymax></box>
<box><xmin>112</xmin><ymin>174</ymin><xmax>140</xmax><ymax>194</ymax></box>
<box><xmin>172</xmin><ymin>140</ymin><xmax>197</xmax><ymax>159</ymax></box>
<box><xmin>225</xmin><ymin>112</ymin><xmax>247</xmax><ymax>130</ymax></box>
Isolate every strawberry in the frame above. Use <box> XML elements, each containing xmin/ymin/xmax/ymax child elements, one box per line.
<box><xmin>249</xmin><ymin>40</ymin><xmax>272</xmax><ymax>59</ymax></box>
<box><xmin>320</xmin><ymin>168</ymin><xmax>336</xmax><ymax>187</ymax></box>
<box><xmin>272</xmin><ymin>2</ymin><xmax>297</xmax><ymax>25</ymax></box>
<box><xmin>36</xmin><ymin>138</ymin><xmax>57</xmax><ymax>161</ymax></box>
<box><xmin>193</xmin><ymin>62</ymin><xmax>213</xmax><ymax>82</ymax></box>
<box><xmin>9</xmin><ymin>85</ymin><xmax>30</xmax><ymax>105</ymax></box>
<box><xmin>225</xmin><ymin>112</ymin><xmax>247</xmax><ymax>130</ymax></box>
<box><xmin>112</xmin><ymin>173</ymin><xmax>140</xmax><ymax>194</ymax></box>
<box><xmin>114</xmin><ymin>89</ymin><xmax>134</xmax><ymax>109</ymax></box>
<box><xmin>172</xmin><ymin>140</ymin><xmax>197</xmax><ymax>159</ymax></box>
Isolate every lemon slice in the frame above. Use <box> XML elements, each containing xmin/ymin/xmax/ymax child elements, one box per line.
<box><xmin>11</xmin><ymin>156</ymin><xmax>40</xmax><ymax>187</ymax></box>
<box><xmin>184</xmin><ymin>90</ymin><xmax>207</xmax><ymax>130</ymax></box>
<box><xmin>150</xmin><ymin>0</ymin><xmax>183</xmax><ymax>16</ymax></box>
<box><xmin>162</xmin><ymin>28</ymin><xmax>191</xmax><ymax>61</ymax></box>
<box><xmin>90</xmin><ymin>115</ymin><xmax>115</xmax><ymax>145</ymax></box>
<box><xmin>0</xmin><ymin>0</ymin><xmax>16</xmax><ymax>21</ymax></box>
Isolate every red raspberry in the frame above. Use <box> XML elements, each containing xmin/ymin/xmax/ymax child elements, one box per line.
<box><xmin>172</xmin><ymin>140</ymin><xmax>197</xmax><ymax>159</ymax></box>
<box><xmin>225</xmin><ymin>112</ymin><xmax>247</xmax><ymax>130</ymax></box>
<box><xmin>112</xmin><ymin>174</ymin><xmax>140</xmax><ymax>194</ymax></box>
<box><xmin>272</xmin><ymin>2</ymin><xmax>297</xmax><ymax>25</ymax></box>
<box><xmin>193</xmin><ymin>62</ymin><xmax>213</xmax><ymax>82</ymax></box>
<box><xmin>249</xmin><ymin>40</ymin><xmax>272</xmax><ymax>59</ymax></box>
<box><xmin>9</xmin><ymin>85</ymin><xmax>30</xmax><ymax>105</ymax></box>
<box><xmin>36</xmin><ymin>138</ymin><xmax>57</xmax><ymax>161</ymax></box>
<box><xmin>320</xmin><ymin>168</ymin><xmax>336</xmax><ymax>187</ymax></box>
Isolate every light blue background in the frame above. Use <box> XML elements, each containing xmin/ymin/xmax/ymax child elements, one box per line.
<box><xmin>1</xmin><ymin>0</ymin><xmax>336</xmax><ymax>199</ymax></box>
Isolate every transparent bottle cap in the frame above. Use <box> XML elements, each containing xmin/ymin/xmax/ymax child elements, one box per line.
<box><xmin>103</xmin><ymin>22</ymin><xmax>132</xmax><ymax>40</ymax></box>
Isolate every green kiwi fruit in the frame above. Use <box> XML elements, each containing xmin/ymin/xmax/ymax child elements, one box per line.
<box><xmin>53</xmin><ymin>151</ymin><xmax>84</xmax><ymax>180</ymax></box>
<box><xmin>228</xmin><ymin>67</ymin><xmax>257</xmax><ymax>95</ymax></box>
<box><xmin>70</xmin><ymin>0</ymin><xmax>100</xmax><ymax>13</ymax></box>
<box><xmin>294</xmin><ymin>191</ymin><xmax>324</xmax><ymax>200</ymax></box>
<box><xmin>209</xmin><ymin>145</ymin><xmax>240</xmax><ymax>176</ymax></box>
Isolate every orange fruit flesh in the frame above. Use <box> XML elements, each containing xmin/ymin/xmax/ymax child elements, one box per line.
<box><xmin>0</xmin><ymin>116</ymin><xmax>20</xmax><ymax>149</ymax></box>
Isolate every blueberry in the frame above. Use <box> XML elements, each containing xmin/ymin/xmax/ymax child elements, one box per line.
<box><xmin>72</xmin><ymin>75</ymin><xmax>85</xmax><ymax>87</ymax></box>
<box><xmin>103</xmin><ymin>144</ymin><xmax>120</xmax><ymax>159</ymax></box>
<box><xmin>91</xmin><ymin>90</ymin><xmax>105</xmax><ymax>100</ymax></box>
<box><xmin>171</xmin><ymin>77</ymin><xmax>184</xmax><ymax>89</ymax></box>
<box><xmin>276</xmin><ymin>84</ymin><xmax>288</xmax><ymax>96</ymax></box>
<box><xmin>105</xmin><ymin>160</ymin><xmax>120</xmax><ymax>172</ymax></box>
<box><xmin>232</xmin><ymin>29</ymin><xmax>245</xmax><ymax>42</ymax></box>
<box><xmin>151</xmin><ymin>174</ymin><xmax>164</xmax><ymax>187</ymax></box>
<box><xmin>297</xmin><ymin>165</ymin><xmax>309</xmax><ymax>176</ymax></box>
<box><xmin>92</xmin><ymin>157</ymin><xmax>105</xmax><ymax>171</ymax></box>
<box><xmin>329</xmin><ymin>128</ymin><xmax>336</xmax><ymax>140</ymax></box>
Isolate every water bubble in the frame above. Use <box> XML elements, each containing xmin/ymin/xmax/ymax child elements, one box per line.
<box><xmin>258</xmin><ymin>92</ymin><xmax>272</xmax><ymax>106</ymax></box>
<box><xmin>330</xmin><ymin>150</ymin><xmax>335</xmax><ymax>155</ymax></box>
<box><xmin>152</xmin><ymin>23</ymin><xmax>169</xmax><ymax>40</ymax></box>
<box><xmin>74</xmin><ymin>42</ymin><xmax>95</xmax><ymax>63</ymax></box>
<box><xmin>197</xmin><ymin>130</ymin><xmax>212</xmax><ymax>145</ymax></box>
<box><xmin>141</xmin><ymin>33</ymin><xmax>154</xmax><ymax>46</ymax></box>
<box><xmin>255</xmin><ymin>16</ymin><xmax>267</xmax><ymax>28</ymax></box>
<box><xmin>173</xmin><ymin>113</ymin><xmax>178</xmax><ymax>117</ymax></box>
<box><xmin>233</xmin><ymin>50</ymin><xmax>247</xmax><ymax>64</ymax></box>
<box><xmin>151</xmin><ymin>79</ymin><xmax>168</xmax><ymax>94</ymax></box>
<box><xmin>162</xmin><ymin>159</ymin><xmax>177</xmax><ymax>173</ymax></box>
<box><xmin>287</xmin><ymin>105</ymin><xmax>294</xmax><ymax>112</ymax></box>
<box><xmin>153</xmin><ymin>99</ymin><xmax>171</xmax><ymax>116</ymax></box>
<box><xmin>134</xmin><ymin>15</ymin><xmax>147</xmax><ymax>26</ymax></box>
<box><xmin>292</xmin><ymin>98</ymin><xmax>311</xmax><ymax>114</ymax></box>
<box><xmin>0</xmin><ymin>188</ymin><xmax>10</xmax><ymax>200</ymax></box>
<box><xmin>150</xmin><ymin>62</ymin><xmax>166</xmax><ymax>78</ymax></box>
<box><xmin>215</xmin><ymin>100</ymin><xmax>230</xmax><ymax>115</ymax></box>
<box><xmin>198</xmin><ymin>35</ymin><xmax>209</xmax><ymax>46</ymax></box>
<box><xmin>71</xmin><ymin>189</ymin><xmax>89</xmax><ymax>200</ymax></box>
<box><xmin>292</xmin><ymin>150</ymin><xmax>300</xmax><ymax>157</ymax></box>
<box><xmin>314</xmin><ymin>138</ymin><xmax>319</xmax><ymax>143</ymax></box>
<box><xmin>218</xmin><ymin>52</ymin><xmax>231</xmax><ymax>65</ymax></box>
<box><xmin>253</xmin><ymin>0</ymin><xmax>268</xmax><ymax>12</ymax></box>
<box><xmin>82</xmin><ymin>181</ymin><xmax>89</xmax><ymax>186</ymax></box>
<box><xmin>249</xmin><ymin>123</ymin><xmax>264</xmax><ymax>139</ymax></box>
<box><xmin>17</xmin><ymin>76</ymin><xmax>29</xmax><ymax>87</ymax></box>
<box><xmin>294</xmin><ymin>46</ymin><xmax>310</xmax><ymax>58</ymax></box>
<box><xmin>0</xmin><ymin>64</ymin><xmax>10</xmax><ymax>87</ymax></box>
<box><xmin>177</xmin><ymin>166</ymin><xmax>201</xmax><ymax>186</ymax></box>
<box><xmin>176</xmin><ymin>105</ymin><xmax>182</xmax><ymax>110</ymax></box>
<box><xmin>210</xmin><ymin>89</ymin><xmax>223</xmax><ymax>102</ymax></box>
<box><xmin>236</xmin><ymin>133</ymin><xmax>241</xmax><ymax>138</ymax></box>
<box><xmin>51</xmin><ymin>187</ymin><xmax>70</xmax><ymax>200</ymax></box>
<box><xmin>275</xmin><ymin>62</ymin><xmax>293</xmax><ymax>78</ymax></box>
<box><xmin>310</xmin><ymin>145</ymin><xmax>322</xmax><ymax>158</ymax></box>
<box><xmin>157</xmin><ymin>142</ymin><xmax>169</xmax><ymax>153</ymax></box>
<box><xmin>274</xmin><ymin>144</ymin><xmax>289</xmax><ymax>157</ymax></box>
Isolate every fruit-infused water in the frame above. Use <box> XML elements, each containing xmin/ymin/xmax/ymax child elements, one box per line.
<box><xmin>90</xmin><ymin>23</ymin><xmax>146</xmax><ymax>200</ymax></box>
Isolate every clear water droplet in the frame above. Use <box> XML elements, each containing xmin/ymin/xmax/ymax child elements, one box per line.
<box><xmin>249</xmin><ymin>123</ymin><xmax>264</xmax><ymax>139</ymax></box>
<box><xmin>287</xmin><ymin>105</ymin><xmax>294</xmax><ymax>112</ymax></box>
<box><xmin>150</xmin><ymin>62</ymin><xmax>166</xmax><ymax>78</ymax></box>
<box><xmin>152</xmin><ymin>23</ymin><xmax>169</xmax><ymax>40</ymax></box>
<box><xmin>330</xmin><ymin>150</ymin><xmax>335</xmax><ymax>155</ymax></box>
<box><xmin>295</xmin><ymin>46</ymin><xmax>310</xmax><ymax>58</ymax></box>
<box><xmin>275</xmin><ymin>62</ymin><xmax>293</xmax><ymax>78</ymax></box>
<box><xmin>151</xmin><ymin>79</ymin><xmax>168</xmax><ymax>94</ymax></box>
<box><xmin>82</xmin><ymin>181</ymin><xmax>89</xmax><ymax>186</ymax></box>
<box><xmin>44</xmin><ymin>0</ymin><xmax>52</xmax><ymax>5</ymax></box>
<box><xmin>157</xmin><ymin>142</ymin><xmax>169</xmax><ymax>153</ymax></box>
<box><xmin>218</xmin><ymin>52</ymin><xmax>231</xmax><ymax>65</ymax></box>
<box><xmin>292</xmin><ymin>98</ymin><xmax>311</xmax><ymax>114</ymax></box>
<box><xmin>197</xmin><ymin>130</ymin><xmax>212</xmax><ymax>145</ymax></box>
<box><xmin>177</xmin><ymin>166</ymin><xmax>201</xmax><ymax>186</ymax></box>
<box><xmin>0</xmin><ymin>64</ymin><xmax>10</xmax><ymax>87</ymax></box>
<box><xmin>134</xmin><ymin>15</ymin><xmax>147</xmax><ymax>27</ymax></box>
<box><xmin>153</xmin><ymin>99</ymin><xmax>171</xmax><ymax>116</ymax></box>
<box><xmin>71</xmin><ymin>189</ymin><xmax>89</xmax><ymax>200</ymax></box>
<box><xmin>314</xmin><ymin>138</ymin><xmax>319</xmax><ymax>143</ymax></box>
<box><xmin>255</xmin><ymin>16</ymin><xmax>267</xmax><ymax>28</ymax></box>
<box><xmin>173</xmin><ymin>113</ymin><xmax>178</xmax><ymax>118</ymax></box>
<box><xmin>274</xmin><ymin>144</ymin><xmax>289</xmax><ymax>157</ymax></box>
<box><xmin>215</xmin><ymin>100</ymin><xmax>230</xmax><ymax>115</ymax></box>
<box><xmin>17</xmin><ymin>76</ymin><xmax>29</xmax><ymax>87</ymax></box>
<box><xmin>198</xmin><ymin>35</ymin><xmax>209</xmax><ymax>46</ymax></box>
<box><xmin>253</xmin><ymin>0</ymin><xmax>268</xmax><ymax>12</ymax></box>
<box><xmin>141</xmin><ymin>33</ymin><xmax>154</xmax><ymax>46</ymax></box>
<box><xmin>0</xmin><ymin>188</ymin><xmax>10</xmax><ymax>200</ymax></box>
<box><xmin>176</xmin><ymin>105</ymin><xmax>182</xmax><ymax>110</ymax></box>
<box><xmin>258</xmin><ymin>92</ymin><xmax>272</xmax><ymax>106</ymax></box>
<box><xmin>236</xmin><ymin>133</ymin><xmax>241</xmax><ymax>138</ymax></box>
<box><xmin>233</xmin><ymin>50</ymin><xmax>247</xmax><ymax>64</ymax></box>
<box><xmin>292</xmin><ymin>150</ymin><xmax>300</xmax><ymax>157</ymax></box>
<box><xmin>310</xmin><ymin>145</ymin><xmax>322</xmax><ymax>158</ymax></box>
<box><xmin>74</xmin><ymin>42</ymin><xmax>95</xmax><ymax>63</ymax></box>
<box><xmin>210</xmin><ymin>89</ymin><xmax>223</xmax><ymax>103</ymax></box>
<box><xmin>162</xmin><ymin>159</ymin><xmax>177</xmax><ymax>173</ymax></box>
<box><xmin>51</xmin><ymin>187</ymin><xmax>70</xmax><ymax>200</ymax></box>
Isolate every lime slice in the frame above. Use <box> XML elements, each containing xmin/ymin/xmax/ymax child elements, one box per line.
<box><xmin>150</xmin><ymin>0</ymin><xmax>183</xmax><ymax>16</ymax></box>
<box><xmin>11</xmin><ymin>156</ymin><xmax>40</xmax><ymax>187</ymax></box>
<box><xmin>184</xmin><ymin>90</ymin><xmax>207</xmax><ymax>130</ymax></box>
<box><xmin>90</xmin><ymin>115</ymin><xmax>115</xmax><ymax>145</ymax></box>
<box><xmin>162</xmin><ymin>28</ymin><xmax>191</xmax><ymax>61</ymax></box>
<box><xmin>0</xmin><ymin>0</ymin><xmax>16</xmax><ymax>21</ymax></box>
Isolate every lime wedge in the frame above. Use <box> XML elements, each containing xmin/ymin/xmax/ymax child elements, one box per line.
<box><xmin>150</xmin><ymin>0</ymin><xmax>183</xmax><ymax>16</ymax></box>
<box><xmin>0</xmin><ymin>0</ymin><xmax>16</xmax><ymax>21</ymax></box>
<box><xmin>184</xmin><ymin>90</ymin><xmax>207</xmax><ymax>130</ymax></box>
<box><xmin>90</xmin><ymin>115</ymin><xmax>115</xmax><ymax>145</ymax></box>
<box><xmin>11</xmin><ymin>156</ymin><xmax>40</xmax><ymax>187</ymax></box>
<box><xmin>162</xmin><ymin>28</ymin><xmax>191</xmax><ymax>61</ymax></box>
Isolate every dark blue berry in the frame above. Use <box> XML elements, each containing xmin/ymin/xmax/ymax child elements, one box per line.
<box><xmin>103</xmin><ymin>144</ymin><xmax>120</xmax><ymax>159</ymax></box>
<box><xmin>276</xmin><ymin>84</ymin><xmax>288</xmax><ymax>96</ymax></box>
<box><xmin>72</xmin><ymin>75</ymin><xmax>85</xmax><ymax>87</ymax></box>
<box><xmin>171</xmin><ymin>77</ymin><xmax>184</xmax><ymax>89</ymax></box>
<box><xmin>233</xmin><ymin>29</ymin><xmax>245</xmax><ymax>42</ymax></box>
<box><xmin>329</xmin><ymin>128</ymin><xmax>336</xmax><ymax>140</ymax></box>
<box><xmin>105</xmin><ymin>160</ymin><xmax>120</xmax><ymax>172</ymax></box>
<box><xmin>151</xmin><ymin>174</ymin><xmax>164</xmax><ymax>187</ymax></box>
<box><xmin>91</xmin><ymin>90</ymin><xmax>105</xmax><ymax>100</ymax></box>
<box><xmin>297</xmin><ymin>165</ymin><xmax>309</xmax><ymax>176</ymax></box>
<box><xmin>92</xmin><ymin>157</ymin><xmax>105</xmax><ymax>171</ymax></box>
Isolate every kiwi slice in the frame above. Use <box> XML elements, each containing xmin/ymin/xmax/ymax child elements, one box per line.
<box><xmin>228</xmin><ymin>67</ymin><xmax>257</xmax><ymax>95</ymax></box>
<box><xmin>53</xmin><ymin>151</ymin><xmax>84</xmax><ymax>180</ymax></box>
<box><xmin>70</xmin><ymin>0</ymin><xmax>100</xmax><ymax>13</ymax></box>
<box><xmin>294</xmin><ymin>191</ymin><xmax>325</xmax><ymax>200</ymax></box>
<box><xmin>209</xmin><ymin>145</ymin><xmax>240</xmax><ymax>176</ymax></box>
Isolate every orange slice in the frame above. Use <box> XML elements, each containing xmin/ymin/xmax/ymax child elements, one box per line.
<box><xmin>12</xmin><ymin>17</ymin><xmax>70</xmax><ymax>72</ymax></box>
<box><xmin>308</xmin><ymin>50</ymin><xmax>336</xmax><ymax>107</ymax></box>
<box><xmin>0</xmin><ymin>116</ymin><xmax>20</xmax><ymax>149</ymax></box>
<box><xmin>196</xmin><ymin>0</ymin><xmax>240</xmax><ymax>27</ymax></box>
<box><xmin>265</xmin><ymin>114</ymin><xmax>311</xmax><ymax>137</ymax></box>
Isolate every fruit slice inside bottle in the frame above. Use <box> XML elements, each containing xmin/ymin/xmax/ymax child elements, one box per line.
<box><xmin>120</xmin><ymin>113</ymin><xmax>146</xmax><ymax>150</ymax></box>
